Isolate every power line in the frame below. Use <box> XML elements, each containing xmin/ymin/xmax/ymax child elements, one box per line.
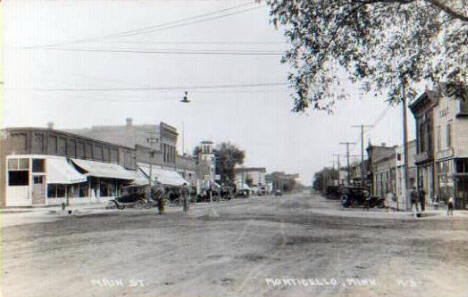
<box><xmin>25</xmin><ymin>2</ymin><xmax>261</xmax><ymax>49</ymax></box>
<box><xmin>105</xmin><ymin>5</ymin><xmax>264</xmax><ymax>40</ymax></box>
<box><xmin>8</xmin><ymin>82</ymin><xmax>288</xmax><ymax>92</ymax></box>
<box><xmin>99</xmin><ymin>40</ymin><xmax>285</xmax><ymax>45</ymax></box>
<box><xmin>34</xmin><ymin>47</ymin><xmax>284</xmax><ymax>56</ymax></box>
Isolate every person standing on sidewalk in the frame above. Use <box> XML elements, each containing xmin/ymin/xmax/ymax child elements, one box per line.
<box><xmin>447</xmin><ymin>196</ymin><xmax>454</xmax><ymax>216</ymax></box>
<box><xmin>418</xmin><ymin>187</ymin><xmax>426</xmax><ymax>212</ymax></box>
<box><xmin>410</xmin><ymin>187</ymin><xmax>419</xmax><ymax>217</ymax></box>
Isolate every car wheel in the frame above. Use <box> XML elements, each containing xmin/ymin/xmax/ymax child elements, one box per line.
<box><xmin>135</xmin><ymin>199</ymin><xmax>145</xmax><ymax>209</ymax></box>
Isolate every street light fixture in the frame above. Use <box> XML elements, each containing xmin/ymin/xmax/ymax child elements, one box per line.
<box><xmin>180</xmin><ymin>91</ymin><xmax>190</xmax><ymax>103</ymax></box>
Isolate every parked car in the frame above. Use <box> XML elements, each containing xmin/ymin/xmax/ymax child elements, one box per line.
<box><xmin>107</xmin><ymin>192</ymin><xmax>149</xmax><ymax>210</ymax></box>
<box><xmin>275</xmin><ymin>189</ymin><xmax>282</xmax><ymax>196</ymax></box>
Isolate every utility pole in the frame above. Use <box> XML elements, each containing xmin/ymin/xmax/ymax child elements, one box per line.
<box><xmin>340</xmin><ymin>142</ymin><xmax>356</xmax><ymax>185</ymax></box>
<box><xmin>351</xmin><ymin>124</ymin><xmax>373</xmax><ymax>188</ymax></box>
<box><xmin>333</xmin><ymin>154</ymin><xmax>341</xmax><ymax>185</ymax></box>
<box><xmin>146</xmin><ymin>133</ymin><xmax>158</xmax><ymax>200</ymax></box>
<box><xmin>401</xmin><ymin>79</ymin><xmax>410</xmax><ymax>211</ymax></box>
<box><xmin>182</xmin><ymin>121</ymin><xmax>185</xmax><ymax>156</ymax></box>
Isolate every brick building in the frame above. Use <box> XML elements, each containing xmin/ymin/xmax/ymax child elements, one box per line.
<box><xmin>68</xmin><ymin>118</ymin><xmax>191</xmax><ymax>187</ymax></box>
<box><xmin>0</xmin><ymin>127</ymin><xmax>137</xmax><ymax>207</ymax></box>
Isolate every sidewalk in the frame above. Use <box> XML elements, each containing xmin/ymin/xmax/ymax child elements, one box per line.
<box><xmin>312</xmin><ymin>194</ymin><xmax>468</xmax><ymax>220</ymax></box>
<box><xmin>0</xmin><ymin>197</ymin><xmax>262</xmax><ymax>228</ymax></box>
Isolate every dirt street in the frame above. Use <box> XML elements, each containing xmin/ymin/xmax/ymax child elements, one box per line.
<box><xmin>2</xmin><ymin>193</ymin><xmax>468</xmax><ymax>297</ymax></box>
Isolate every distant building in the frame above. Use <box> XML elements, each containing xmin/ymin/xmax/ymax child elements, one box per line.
<box><xmin>367</xmin><ymin>143</ymin><xmax>397</xmax><ymax>199</ymax></box>
<box><xmin>195</xmin><ymin>141</ymin><xmax>216</xmax><ymax>189</ymax></box>
<box><xmin>267</xmin><ymin>171</ymin><xmax>299</xmax><ymax>193</ymax></box>
<box><xmin>234</xmin><ymin>167</ymin><xmax>266</xmax><ymax>190</ymax></box>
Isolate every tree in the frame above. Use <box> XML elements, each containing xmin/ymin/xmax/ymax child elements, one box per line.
<box><xmin>266</xmin><ymin>0</ymin><xmax>467</xmax><ymax>112</ymax></box>
<box><xmin>192</xmin><ymin>146</ymin><xmax>202</xmax><ymax>165</ymax></box>
<box><xmin>214</xmin><ymin>142</ymin><xmax>246</xmax><ymax>185</ymax></box>
<box><xmin>313</xmin><ymin>167</ymin><xmax>338</xmax><ymax>191</ymax></box>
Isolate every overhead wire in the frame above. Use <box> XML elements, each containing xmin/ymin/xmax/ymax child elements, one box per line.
<box><xmin>8</xmin><ymin>82</ymin><xmax>288</xmax><ymax>92</ymax></box>
<box><xmin>24</xmin><ymin>2</ymin><xmax>262</xmax><ymax>49</ymax></box>
<box><xmin>36</xmin><ymin>47</ymin><xmax>284</xmax><ymax>56</ymax></box>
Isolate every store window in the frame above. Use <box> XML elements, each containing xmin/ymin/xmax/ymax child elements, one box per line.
<box><xmin>47</xmin><ymin>184</ymin><xmax>57</xmax><ymax>198</ymax></box>
<box><xmin>57</xmin><ymin>185</ymin><xmax>66</xmax><ymax>198</ymax></box>
<box><xmin>79</xmin><ymin>183</ymin><xmax>89</xmax><ymax>197</ymax></box>
<box><xmin>33</xmin><ymin>176</ymin><xmax>43</xmax><ymax>184</ymax></box>
<box><xmin>456</xmin><ymin>159</ymin><xmax>468</xmax><ymax>173</ymax></box>
<box><xmin>9</xmin><ymin>171</ymin><xmax>29</xmax><ymax>186</ymax></box>
<box><xmin>19</xmin><ymin>158</ymin><xmax>29</xmax><ymax>170</ymax></box>
<box><xmin>8</xmin><ymin>158</ymin><xmax>18</xmax><ymax>170</ymax></box>
<box><xmin>32</xmin><ymin>159</ymin><xmax>45</xmax><ymax>173</ymax></box>
<box><xmin>8</xmin><ymin>158</ymin><xmax>30</xmax><ymax>186</ymax></box>
<box><xmin>446</xmin><ymin>123</ymin><xmax>452</xmax><ymax>148</ymax></box>
<box><xmin>47</xmin><ymin>184</ymin><xmax>67</xmax><ymax>198</ymax></box>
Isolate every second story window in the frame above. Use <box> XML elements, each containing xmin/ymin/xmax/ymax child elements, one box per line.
<box><xmin>446</xmin><ymin>123</ymin><xmax>452</xmax><ymax>148</ymax></box>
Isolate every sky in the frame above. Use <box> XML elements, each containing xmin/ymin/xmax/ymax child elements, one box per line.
<box><xmin>1</xmin><ymin>0</ymin><xmax>416</xmax><ymax>185</ymax></box>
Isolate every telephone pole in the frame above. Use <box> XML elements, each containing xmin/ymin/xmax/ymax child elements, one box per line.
<box><xmin>401</xmin><ymin>80</ymin><xmax>410</xmax><ymax>210</ymax></box>
<box><xmin>351</xmin><ymin>124</ymin><xmax>373</xmax><ymax>187</ymax></box>
<box><xmin>339</xmin><ymin>142</ymin><xmax>356</xmax><ymax>185</ymax></box>
<box><xmin>333</xmin><ymin>154</ymin><xmax>341</xmax><ymax>185</ymax></box>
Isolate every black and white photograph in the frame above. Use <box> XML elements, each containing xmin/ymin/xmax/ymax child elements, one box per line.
<box><xmin>1</xmin><ymin>0</ymin><xmax>467</xmax><ymax>296</ymax></box>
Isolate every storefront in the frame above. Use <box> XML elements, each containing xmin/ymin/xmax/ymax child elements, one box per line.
<box><xmin>137</xmin><ymin>163</ymin><xmax>188</xmax><ymax>186</ymax></box>
<box><xmin>435</xmin><ymin>158</ymin><xmax>468</xmax><ymax>209</ymax></box>
<box><xmin>4</xmin><ymin>154</ymin><xmax>139</xmax><ymax>207</ymax></box>
<box><xmin>70</xmin><ymin>158</ymin><xmax>136</xmax><ymax>203</ymax></box>
<box><xmin>454</xmin><ymin>158</ymin><xmax>468</xmax><ymax>209</ymax></box>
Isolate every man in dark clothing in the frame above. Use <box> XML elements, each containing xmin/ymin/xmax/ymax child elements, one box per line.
<box><xmin>410</xmin><ymin>187</ymin><xmax>419</xmax><ymax>217</ymax></box>
<box><xmin>418</xmin><ymin>188</ymin><xmax>426</xmax><ymax>211</ymax></box>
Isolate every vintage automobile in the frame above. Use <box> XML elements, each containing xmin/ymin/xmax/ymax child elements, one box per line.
<box><xmin>341</xmin><ymin>186</ymin><xmax>385</xmax><ymax>208</ymax></box>
<box><xmin>107</xmin><ymin>192</ymin><xmax>150</xmax><ymax>210</ymax></box>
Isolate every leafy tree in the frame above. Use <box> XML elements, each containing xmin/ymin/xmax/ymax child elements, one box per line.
<box><xmin>313</xmin><ymin>167</ymin><xmax>339</xmax><ymax>191</ymax></box>
<box><xmin>192</xmin><ymin>146</ymin><xmax>202</xmax><ymax>165</ymax></box>
<box><xmin>214</xmin><ymin>142</ymin><xmax>246</xmax><ymax>185</ymax></box>
<box><xmin>266</xmin><ymin>0</ymin><xmax>467</xmax><ymax>112</ymax></box>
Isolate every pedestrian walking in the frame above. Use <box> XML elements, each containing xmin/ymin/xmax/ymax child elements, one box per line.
<box><xmin>447</xmin><ymin>196</ymin><xmax>454</xmax><ymax>216</ymax></box>
<box><xmin>182</xmin><ymin>182</ymin><xmax>189</xmax><ymax>214</ymax></box>
<box><xmin>153</xmin><ymin>180</ymin><xmax>165</xmax><ymax>215</ymax></box>
<box><xmin>418</xmin><ymin>188</ymin><xmax>426</xmax><ymax>212</ymax></box>
<box><xmin>410</xmin><ymin>186</ymin><xmax>419</xmax><ymax>218</ymax></box>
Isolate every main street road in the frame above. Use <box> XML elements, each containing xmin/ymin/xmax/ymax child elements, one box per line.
<box><xmin>2</xmin><ymin>193</ymin><xmax>467</xmax><ymax>297</ymax></box>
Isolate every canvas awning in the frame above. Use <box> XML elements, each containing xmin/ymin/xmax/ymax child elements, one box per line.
<box><xmin>46</xmin><ymin>157</ymin><xmax>87</xmax><ymax>184</ymax></box>
<box><xmin>71</xmin><ymin>159</ymin><xmax>135</xmax><ymax>180</ymax></box>
<box><xmin>238</xmin><ymin>183</ymin><xmax>251</xmax><ymax>190</ymax></box>
<box><xmin>137</xmin><ymin>163</ymin><xmax>189</xmax><ymax>186</ymax></box>
<box><xmin>131</xmin><ymin>169</ymin><xmax>150</xmax><ymax>186</ymax></box>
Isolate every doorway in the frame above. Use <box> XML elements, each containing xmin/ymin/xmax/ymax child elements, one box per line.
<box><xmin>32</xmin><ymin>175</ymin><xmax>46</xmax><ymax>206</ymax></box>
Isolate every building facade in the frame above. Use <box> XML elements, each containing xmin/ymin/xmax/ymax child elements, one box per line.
<box><xmin>68</xmin><ymin>118</ymin><xmax>178</xmax><ymax>169</ymax></box>
<box><xmin>410</xmin><ymin>86</ymin><xmax>468</xmax><ymax>209</ymax></box>
<box><xmin>367</xmin><ymin>143</ymin><xmax>397</xmax><ymax>196</ymax></box>
<box><xmin>195</xmin><ymin>141</ymin><xmax>216</xmax><ymax>185</ymax></box>
<box><xmin>0</xmin><ymin>127</ymin><xmax>137</xmax><ymax>207</ymax></box>
<box><xmin>68</xmin><ymin>118</ymin><xmax>193</xmax><ymax>187</ymax></box>
<box><xmin>234</xmin><ymin>167</ymin><xmax>266</xmax><ymax>189</ymax></box>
